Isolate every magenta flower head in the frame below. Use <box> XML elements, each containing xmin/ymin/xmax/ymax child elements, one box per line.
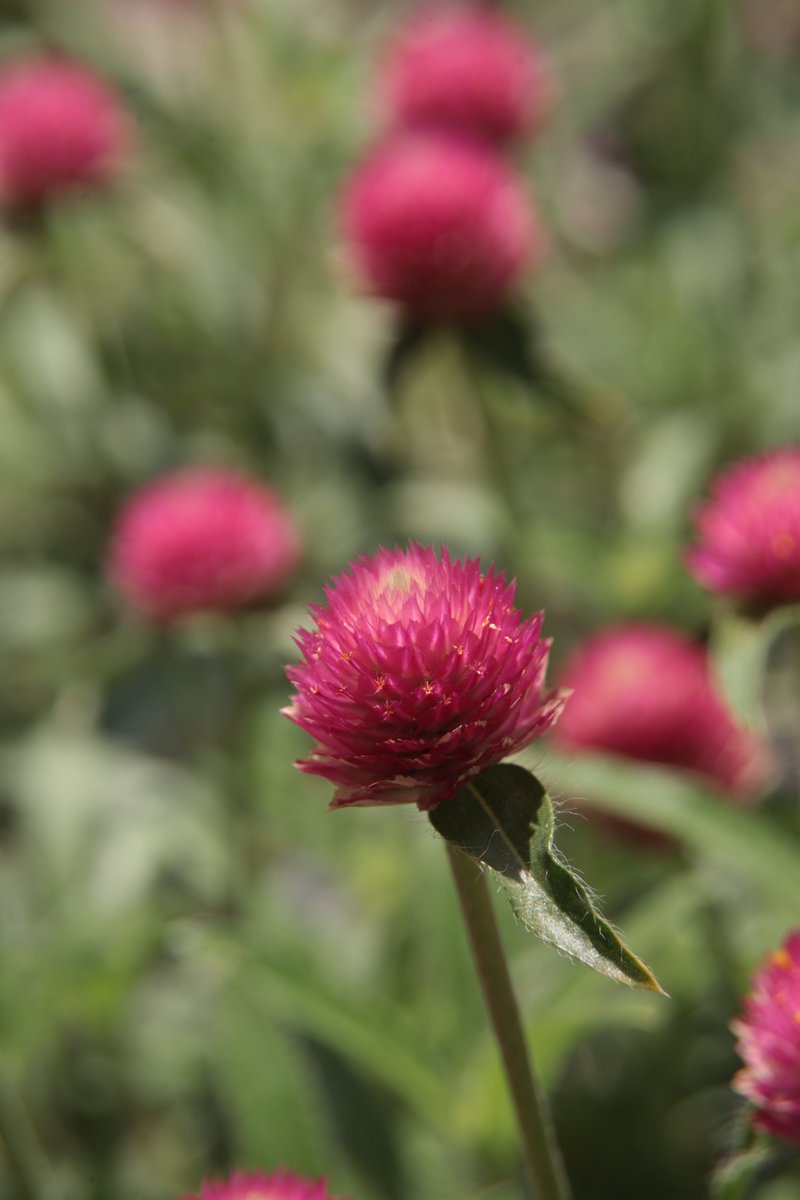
<box><xmin>108</xmin><ymin>467</ymin><xmax>301</xmax><ymax>622</ymax></box>
<box><xmin>340</xmin><ymin>132</ymin><xmax>540</xmax><ymax>319</ymax></box>
<box><xmin>381</xmin><ymin>5</ymin><xmax>552</xmax><ymax>145</ymax></box>
<box><xmin>686</xmin><ymin>448</ymin><xmax>800</xmax><ymax>611</ymax></box>
<box><xmin>732</xmin><ymin>930</ymin><xmax>800</xmax><ymax>1145</ymax></box>
<box><xmin>0</xmin><ymin>57</ymin><xmax>132</xmax><ymax>213</ymax></box>
<box><xmin>552</xmin><ymin>624</ymin><xmax>769</xmax><ymax>798</ymax></box>
<box><xmin>182</xmin><ymin>1168</ymin><xmax>347</xmax><ymax>1200</ymax></box>
<box><xmin>283</xmin><ymin>544</ymin><xmax>564</xmax><ymax>810</ymax></box>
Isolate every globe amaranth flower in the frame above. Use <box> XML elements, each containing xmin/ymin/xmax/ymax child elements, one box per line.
<box><xmin>686</xmin><ymin>448</ymin><xmax>800</xmax><ymax>610</ymax></box>
<box><xmin>732</xmin><ymin>930</ymin><xmax>800</xmax><ymax>1146</ymax></box>
<box><xmin>340</xmin><ymin>133</ymin><xmax>541</xmax><ymax>319</ymax></box>
<box><xmin>283</xmin><ymin>544</ymin><xmax>564</xmax><ymax>810</ymax></box>
<box><xmin>381</xmin><ymin>5</ymin><xmax>552</xmax><ymax>145</ymax></box>
<box><xmin>182</xmin><ymin>1168</ymin><xmax>347</xmax><ymax>1200</ymax></box>
<box><xmin>108</xmin><ymin>467</ymin><xmax>300</xmax><ymax>622</ymax></box>
<box><xmin>0</xmin><ymin>57</ymin><xmax>132</xmax><ymax>212</ymax></box>
<box><xmin>552</xmin><ymin>624</ymin><xmax>770</xmax><ymax>799</ymax></box>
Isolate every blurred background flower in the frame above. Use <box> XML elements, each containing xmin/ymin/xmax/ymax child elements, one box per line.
<box><xmin>108</xmin><ymin>467</ymin><xmax>300</xmax><ymax>621</ymax></box>
<box><xmin>687</xmin><ymin>448</ymin><xmax>800</xmax><ymax>611</ymax></box>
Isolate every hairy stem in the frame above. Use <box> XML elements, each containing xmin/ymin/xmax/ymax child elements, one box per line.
<box><xmin>446</xmin><ymin>843</ymin><xmax>573</xmax><ymax>1200</ymax></box>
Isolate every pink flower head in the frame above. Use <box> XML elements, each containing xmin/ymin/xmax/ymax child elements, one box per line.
<box><xmin>0</xmin><ymin>57</ymin><xmax>132</xmax><ymax>212</ymax></box>
<box><xmin>340</xmin><ymin>133</ymin><xmax>540</xmax><ymax>319</ymax></box>
<box><xmin>732</xmin><ymin>930</ymin><xmax>800</xmax><ymax>1145</ymax></box>
<box><xmin>283</xmin><ymin>544</ymin><xmax>564</xmax><ymax>810</ymax></box>
<box><xmin>108</xmin><ymin>467</ymin><xmax>301</xmax><ymax>622</ymax></box>
<box><xmin>552</xmin><ymin>624</ymin><xmax>769</xmax><ymax>798</ymax></box>
<box><xmin>686</xmin><ymin>448</ymin><xmax>800</xmax><ymax>610</ymax></box>
<box><xmin>182</xmin><ymin>1168</ymin><xmax>346</xmax><ymax>1200</ymax></box>
<box><xmin>381</xmin><ymin>6</ymin><xmax>552</xmax><ymax>145</ymax></box>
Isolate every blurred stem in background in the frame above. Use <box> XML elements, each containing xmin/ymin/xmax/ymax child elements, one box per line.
<box><xmin>0</xmin><ymin>1077</ymin><xmax>48</xmax><ymax>1200</ymax></box>
<box><xmin>446</xmin><ymin>843</ymin><xmax>573</xmax><ymax>1200</ymax></box>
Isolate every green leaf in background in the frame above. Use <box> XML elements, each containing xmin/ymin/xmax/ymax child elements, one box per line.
<box><xmin>459</xmin><ymin>309</ymin><xmax>583</xmax><ymax>418</ymax></box>
<box><xmin>383</xmin><ymin>317</ymin><xmax>432</xmax><ymax>400</ymax></box>
<box><xmin>538</xmin><ymin>752</ymin><xmax>800</xmax><ymax>913</ymax></box>
<box><xmin>429</xmin><ymin>763</ymin><xmax>664</xmax><ymax>993</ymax></box>
<box><xmin>711</xmin><ymin>604</ymin><xmax>800</xmax><ymax>732</ymax></box>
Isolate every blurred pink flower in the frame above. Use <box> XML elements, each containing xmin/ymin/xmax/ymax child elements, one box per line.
<box><xmin>284</xmin><ymin>544</ymin><xmax>563</xmax><ymax>810</ymax></box>
<box><xmin>0</xmin><ymin>57</ymin><xmax>132</xmax><ymax>212</ymax></box>
<box><xmin>109</xmin><ymin>467</ymin><xmax>300</xmax><ymax>622</ymax></box>
<box><xmin>182</xmin><ymin>1168</ymin><xmax>346</xmax><ymax>1200</ymax></box>
<box><xmin>340</xmin><ymin>133</ymin><xmax>540</xmax><ymax>319</ymax></box>
<box><xmin>381</xmin><ymin>5</ymin><xmax>552</xmax><ymax>145</ymax></box>
<box><xmin>686</xmin><ymin>448</ymin><xmax>800</xmax><ymax>609</ymax></box>
<box><xmin>552</xmin><ymin>624</ymin><xmax>769</xmax><ymax>798</ymax></box>
<box><xmin>732</xmin><ymin>929</ymin><xmax>800</xmax><ymax>1146</ymax></box>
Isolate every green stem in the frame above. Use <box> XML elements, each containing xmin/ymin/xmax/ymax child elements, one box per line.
<box><xmin>0</xmin><ymin>1078</ymin><xmax>46</xmax><ymax>1200</ymax></box>
<box><xmin>445</xmin><ymin>843</ymin><xmax>572</xmax><ymax>1200</ymax></box>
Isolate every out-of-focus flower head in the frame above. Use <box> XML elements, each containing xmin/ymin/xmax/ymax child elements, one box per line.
<box><xmin>340</xmin><ymin>132</ymin><xmax>541</xmax><ymax>319</ymax></box>
<box><xmin>686</xmin><ymin>448</ymin><xmax>800</xmax><ymax>611</ymax></box>
<box><xmin>182</xmin><ymin>1167</ymin><xmax>346</xmax><ymax>1200</ymax></box>
<box><xmin>552</xmin><ymin>624</ymin><xmax>770</xmax><ymax>799</ymax></box>
<box><xmin>381</xmin><ymin>5</ymin><xmax>552</xmax><ymax>145</ymax></box>
<box><xmin>108</xmin><ymin>467</ymin><xmax>301</xmax><ymax>622</ymax></box>
<box><xmin>0</xmin><ymin>56</ymin><xmax>132</xmax><ymax>212</ymax></box>
<box><xmin>732</xmin><ymin>929</ymin><xmax>800</xmax><ymax>1146</ymax></box>
<box><xmin>284</xmin><ymin>543</ymin><xmax>564</xmax><ymax>811</ymax></box>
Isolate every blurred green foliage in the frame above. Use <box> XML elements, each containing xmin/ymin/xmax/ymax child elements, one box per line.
<box><xmin>1</xmin><ymin>0</ymin><xmax>800</xmax><ymax>1198</ymax></box>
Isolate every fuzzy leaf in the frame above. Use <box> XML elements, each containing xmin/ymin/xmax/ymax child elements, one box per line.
<box><xmin>430</xmin><ymin>763</ymin><xmax>664</xmax><ymax>992</ymax></box>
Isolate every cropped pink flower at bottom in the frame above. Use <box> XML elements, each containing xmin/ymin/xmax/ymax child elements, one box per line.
<box><xmin>182</xmin><ymin>1168</ymin><xmax>346</xmax><ymax>1200</ymax></box>
<box><xmin>284</xmin><ymin>544</ymin><xmax>564</xmax><ymax>810</ymax></box>
<box><xmin>732</xmin><ymin>930</ymin><xmax>800</xmax><ymax>1146</ymax></box>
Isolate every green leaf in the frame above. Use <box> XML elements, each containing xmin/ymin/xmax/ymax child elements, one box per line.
<box><xmin>429</xmin><ymin>763</ymin><xmax>664</xmax><ymax>993</ymax></box>
<box><xmin>711</xmin><ymin>604</ymin><xmax>800</xmax><ymax>732</ymax></box>
<box><xmin>383</xmin><ymin>317</ymin><xmax>431</xmax><ymax>398</ymax></box>
<box><xmin>711</xmin><ymin>1142</ymin><xmax>800</xmax><ymax>1200</ymax></box>
<box><xmin>538</xmin><ymin>752</ymin><xmax>800</xmax><ymax>915</ymax></box>
<box><xmin>460</xmin><ymin>308</ymin><xmax>583</xmax><ymax>417</ymax></box>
